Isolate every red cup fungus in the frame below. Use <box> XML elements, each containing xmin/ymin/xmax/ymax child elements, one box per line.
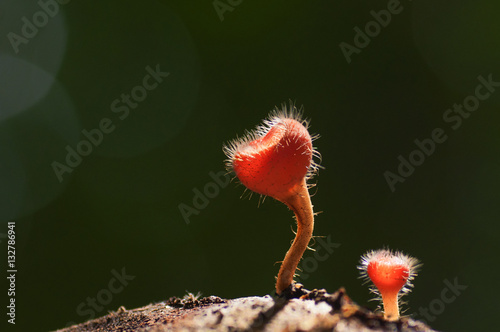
<box><xmin>223</xmin><ymin>103</ymin><xmax>320</xmax><ymax>295</ymax></box>
<box><xmin>358</xmin><ymin>249</ymin><xmax>420</xmax><ymax>321</ymax></box>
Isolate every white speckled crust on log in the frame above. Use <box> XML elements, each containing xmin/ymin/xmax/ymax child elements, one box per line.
<box><xmin>56</xmin><ymin>288</ymin><xmax>437</xmax><ymax>332</ymax></box>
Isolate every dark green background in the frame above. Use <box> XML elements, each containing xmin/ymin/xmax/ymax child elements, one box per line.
<box><xmin>1</xmin><ymin>1</ymin><xmax>499</xmax><ymax>331</ymax></box>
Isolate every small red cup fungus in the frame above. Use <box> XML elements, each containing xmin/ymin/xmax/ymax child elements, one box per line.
<box><xmin>223</xmin><ymin>103</ymin><xmax>320</xmax><ymax>295</ymax></box>
<box><xmin>358</xmin><ymin>249</ymin><xmax>420</xmax><ymax>321</ymax></box>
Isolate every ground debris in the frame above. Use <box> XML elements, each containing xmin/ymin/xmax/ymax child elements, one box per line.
<box><xmin>166</xmin><ymin>293</ymin><xmax>226</xmax><ymax>309</ymax></box>
<box><xmin>55</xmin><ymin>286</ymin><xmax>437</xmax><ymax>332</ymax></box>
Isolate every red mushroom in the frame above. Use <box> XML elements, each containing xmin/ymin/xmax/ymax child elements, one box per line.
<box><xmin>358</xmin><ymin>249</ymin><xmax>420</xmax><ymax>321</ymax></box>
<box><xmin>223</xmin><ymin>103</ymin><xmax>320</xmax><ymax>295</ymax></box>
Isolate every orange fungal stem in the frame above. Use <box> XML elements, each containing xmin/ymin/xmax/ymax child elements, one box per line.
<box><xmin>275</xmin><ymin>179</ymin><xmax>314</xmax><ymax>295</ymax></box>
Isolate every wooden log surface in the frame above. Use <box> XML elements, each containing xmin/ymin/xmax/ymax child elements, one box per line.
<box><xmin>55</xmin><ymin>286</ymin><xmax>437</xmax><ymax>332</ymax></box>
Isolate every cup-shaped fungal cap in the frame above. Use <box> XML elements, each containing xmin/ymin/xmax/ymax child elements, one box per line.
<box><xmin>367</xmin><ymin>255</ymin><xmax>410</xmax><ymax>295</ymax></box>
<box><xmin>223</xmin><ymin>105</ymin><xmax>319</xmax><ymax>202</ymax></box>
<box><xmin>359</xmin><ymin>249</ymin><xmax>419</xmax><ymax>296</ymax></box>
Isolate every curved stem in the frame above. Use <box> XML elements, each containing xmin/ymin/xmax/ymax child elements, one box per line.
<box><xmin>275</xmin><ymin>178</ymin><xmax>314</xmax><ymax>295</ymax></box>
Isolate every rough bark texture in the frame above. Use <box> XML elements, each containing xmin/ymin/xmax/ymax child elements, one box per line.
<box><xmin>55</xmin><ymin>286</ymin><xmax>437</xmax><ymax>332</ymax></box>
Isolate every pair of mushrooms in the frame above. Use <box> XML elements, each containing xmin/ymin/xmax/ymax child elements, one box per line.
<box><xmin>223</xmin><ymin>105</ymin><xmax>420</xmax><ymax>321</ymax></box>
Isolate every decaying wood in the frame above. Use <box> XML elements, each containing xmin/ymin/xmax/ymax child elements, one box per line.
<box><xmin>56</xmin><ymin>286</ymin><xmax>437</xmax><ymax>332</ymax></box>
